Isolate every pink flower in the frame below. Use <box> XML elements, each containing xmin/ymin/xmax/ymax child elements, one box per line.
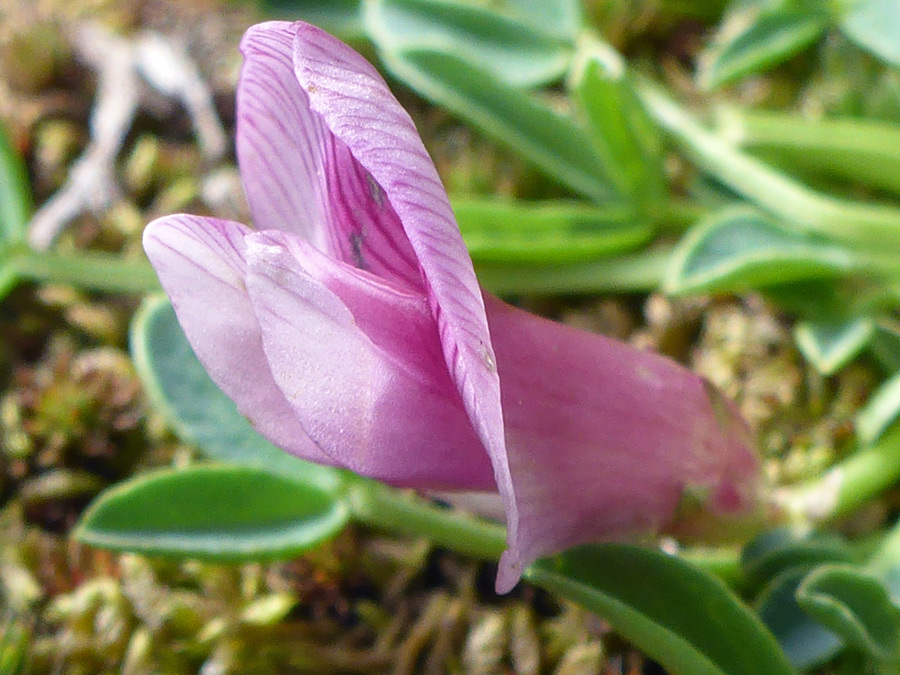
<box><xmin>143</xmin><ymin>21</ymin><xmax>763</xmax><ymax>592</ymax></box>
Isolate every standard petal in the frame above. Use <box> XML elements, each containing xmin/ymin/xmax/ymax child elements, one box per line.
<box><xmin>484</xmin><ymin>294</ymin><xmax>763</xmax><ymax>591</ymax></box>
<box><xmin>293</xmin><ymin>21</ymin><xmax>513</xmax><ymax>551</ymax></box>
<box><xmin>142</xmin><ymin>215</ymin><xmax>334</xmax><ymax>465</ymax></box>
<box><xmin>237</xmin><ymin>22</ymin><xmax>424</xmax><ymax>290</ymax></box>
<box><xmin>237</xmin><ymin>22</ymin><xmax>329</xmax><ymax>244</ymax></box>
<box><xmin>243</xmin><ymin>231</ymin><xmax>496</xmax><ymax>490</ymax></box>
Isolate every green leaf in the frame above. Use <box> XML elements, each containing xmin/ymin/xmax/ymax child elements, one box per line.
<box><xmin>376</xmin><ymin>48</ymin><xmax>620</xmax><ymax>203</ymax></box>
<box><xmin>742</xmin><ymin>527</ymin><xmax>856</xmax><ymax>588</ymax></box>
<box><xmin>0</xmin><ymin>121</ymin><xmax>32</xmax><ymax>243</ymax></box>
<box><xmin>75</xmin><ymin>465</ymin><xmax>350</xmax><ymax>561</ymax></box>
<box><xmin>571</xmin><ymin>42</ymin><xmax>667</xmax><ymax>206</ymax></box>
<box><xmin>700</xmin><ymin>7</ymin><xmax>829</xmax><ymax>89</ymax></box>
<box><xmin>365</xmin><ymin>0</ymin><xmax>573</xmax><ymax>87</ymax></box>
<box><xmin>719</xmin><ymin>108</ymin><xmax>900</xmax><ymax>198</ymax></box>
<box><xmin>452</xmin><ymin>198</ymin><xmax>651</xmax><ymax>264</ymax></box>
<box><xmin>841</xmin><ymin>0</ymin><xmax>900</xmax><ymax>69</ymax></box>
<box><xmin>756</xmin><ymin>567</ymin><xmax>844</xmax><ymax>670</ymax></box>
<box><xmin>665</xmin><ymin>208</ymin><xmax>857</xmax><ymax>296</ymax></box>
<box><xmin>797</xmin><ymin>565</ymin><xmax>900</xmax><ymax>663</ymax></box>
<box><xmin>870</xmin><ymin>324</ymin><xmax>900</xmax><ymax>373</ymax></box>
<box><xmin>794</xmin><ymin>318</ymin><xmax>875</xmax><ymax>376</ymax></box>
<box><xmin>130</xmin><ymin>296</ymin><xmax>342</xmax><ymax>492</ymax></box>
<box><xmin>260</xmin><ymin>0</ymin><xmax>364</xmax><ymax>40</ymax></box>
<box><xmin>857</xmin><ymin>372</ymin><xmax>900</xmax><ymax>446</ymax></box>
<box><xmin>526</xmin><ymin>544</ymin><xmax>794</xmax><ymax>675</ymax></box>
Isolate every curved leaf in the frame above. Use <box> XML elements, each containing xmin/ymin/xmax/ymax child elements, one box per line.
<box><xmin>798</xmin><ymin>565</ymin><xmax>900</xmax><ymax>663</ymax></box>
<box><xmin>526</xmin><ymin>544</ymin><xmax>794</xmax><ymax>675</ymax></box>
<box><xmin>76</xmin><ymin>465</ymin><xmax>350</xmax><ymax>560</ymax></box>
<box><xmin>700</xmin><ymin>8</ymin><xmax>829</xmax><ymax>89</ymax></box>
<box><xmin>794</xmin><ymin>318</ymin><xmax>875</xmax><ymax>376</ymax></box>
<box><xmin>857</xmin><ymin>373</ymin><xmax>900</xmax><ymax>446</ymax></box>
<box><xmin>665</xmin><ymin>208</ymin><xmax>856</xmax><ymax>295</ymax></box>
<box><xmin>130</xmin><ymin>295</ymin><xmax>342</xmax><ymax>491</ymax></box>
<box><xmin>742</xmin><ymin>527</ymin><xmax>856</xmax><ymax>587</ymax></box>
<box><xmin>756</xmin><ymin>567</ymin><xmax>844</xmax><ymax>670</ymax></box>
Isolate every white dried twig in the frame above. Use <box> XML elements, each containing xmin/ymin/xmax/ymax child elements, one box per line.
<box><xmin>28</xmin><ymin>22</ymin><xmax>228</xmax><ymax>250</ymax></box>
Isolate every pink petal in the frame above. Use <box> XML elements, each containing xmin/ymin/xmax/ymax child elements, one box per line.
<box><xmin>293</xmin><ymin>22</ymin><xmax>514</xmax><ymax>559</ymax></box>
<box><xmin>485</xmin><ymin>294</ymin><xmax>762</xmax><ymax>590</ymax></box>
<box><xmin>243</xmin><ymin>230</ymin><xmax>496</xmax><ymax>490</ymax></box>
<box><xmin>237</xmin><ymin>23</ymin><xmax>328</xmax><ymax>244</ymax></box>
<box><xmin>238</xmin><ymin>22</ymin><xmax>424</xmax><ymax>290</ymax></box>
<box><xmin>142</xmin><ymin>214</ymin><xmax>335</xmax><ymax>465</ymax></box>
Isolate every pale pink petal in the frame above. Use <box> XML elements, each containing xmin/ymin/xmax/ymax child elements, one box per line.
<box><xmin>237</xmin><ymin>22</ymin><xmax>424</xmax><ymax>290</ymax></box>
<box><xmin>293</xmin><ymin>22</ymin><xmax>514</xmax><ymax>561</ymax></box>
<box><xmin>485</xmin><ymin>294</ymin><xmax>762</xmax><ymax>590</ymax></box>
<box><xmin>142</xmin><ymin>215</ymin><xmax>335</xmax><ymax>465</ymax></box>
<box><xmin>243</xmin><ymin>230</ymin><xmax>496</xmax><ymax>490</ymax></box>
<box><xmin>237</xmin><ymin>22</ymin><xmax>328</xmax><ymax>244</ymax></box>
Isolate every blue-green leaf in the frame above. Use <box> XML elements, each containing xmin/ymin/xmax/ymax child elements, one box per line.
<box><xmin>794</xmin><ymin>318</ymin><xmax>875</xmax><ymax>376</ymax></box>
<box><xmin>527</xmin><ymin>544</ymin><xmax>794</xmax><ymax>675</ymax></box>
<box><xmin>365</xmin><ymin>0</ymin><xmax>574</xmax><ymax>87</ymax></box>
<box><xmin>756</xmin><ymin>567</ymin><xmax>844</xmax><ymax>670</ymax></box>
<box><xmin>665</xmin><ymin>208</ymin><xmax>856</xmax><ymax>296</ymax></box>
<box><xmin>375</xmin><ymin>48</ymin><xmax>620</xmax><ymax>203</ymax></box>
<box><xmin>76</xmin><ymin>465</ymin><xmax>350</xmax><ymax>561</ymax></box>
<box><xmin>797</xmin><ymin>565</ymin><xmax>900</xmax><ymax>663</ymax></box>
<box><xmin>742</xmin><ymin>527</ymin><xmax>856</xmax><ymax>588</ymax></box>
<box><xmin>130</xmin><ymin>296</ymin><xmax>342</xmax><ymax>492</ymax></box>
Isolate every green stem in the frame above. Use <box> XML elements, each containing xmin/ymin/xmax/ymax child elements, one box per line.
<box><xmin>637</xmin><ymin>79</ymin><xmax>900</xmax><ymax>249</ymax></box>
<box><xmin>345</xmin><ymin>476</ymin><xmax>742</xmax><ymax>582</ymax></box>
<box><xmin>6</xmin><ymin>247</ymin><xmax>160</xmax><ymax>295</ymax></box>
<box><xmin>346</xmin><ymin>479</ymin><xmax>507</xmax><ymax>562</ymax></box>
<box><xmin>475</xmin><ymin>246</ymin><xmax>670</xmax><ymax>295</ymax></box>
<box><xmin>782</xmin><ymin>425</ymin><xmax>900</xmax><ymax>524</ymax></box>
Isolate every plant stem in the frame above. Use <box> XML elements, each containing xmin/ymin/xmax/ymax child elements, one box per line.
<box><xmin>781</xmin><ymin>425</ymin><xmax>900</xmax><ymax>524</ymax></box>
<box><xmin>6</xmin><ymin>247</ymin><xmax>160</xmax><ymax>295</ymax></box>
<box><xmin>476</xmin><ymin>246</ymin><xmax>670</xmax><ymax>295</ymax></box>
<box><xmin>346</xmin><ymin>479</ymin><xmax>507</xmax><ymax>562</ymax></box>
<box><xmin>637</xmin><ymin>79</ymin><xmax>900</xmax><ymax>249</ymax></box>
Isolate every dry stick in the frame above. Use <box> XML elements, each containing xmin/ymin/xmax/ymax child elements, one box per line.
<box><xmin>27</xmin><ymin>23</ymin><xmax>228</xmax><ymax>250</ymax></box>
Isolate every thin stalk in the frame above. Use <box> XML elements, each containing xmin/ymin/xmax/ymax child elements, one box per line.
<box><xmin>476</xmin><ymin>246</ymin><xmax>670</xmax><ymax>295</ymax></box>
<box><xmin>637</xmin><ymin>79</ymin><xmax>900</xmax><ymax>249</ymax></box>
<box><xmin>7</xmin><ymin>247</ymin><xmax>160</xmax><ymax>295</ymax></box>
<box><xmin>346</xmin><ymin>479</ymin><xmax>507</xmax><ymax>562</ymax></box>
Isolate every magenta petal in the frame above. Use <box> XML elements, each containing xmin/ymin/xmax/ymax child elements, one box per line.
<box><xmin>237</xmin><ymin>22</ymin><xmax>330</xmax><ymax>243</ymax></box>
<box><xmin>293</xmin><ymin>22</ymin><xmax>513</xmax><ymax>548</ymax></box>
<box><xmin>142</xmin><ymin>215</ymin><xmax>335</xmax><ymax>465</ymax></box>
<box><xmin>238</xmin><ymin>22</ymin><xmax>424</xmax><ymax>290</ymax></box>
<box><xmin>485</xmin><ymin>295</ymin><xmax>761</xmax><ymax>590</ymax></box>
<box><xmin>243</xmin><ymin>231</ymin><xmax>496</xmax><ymax>490</ymax></box>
